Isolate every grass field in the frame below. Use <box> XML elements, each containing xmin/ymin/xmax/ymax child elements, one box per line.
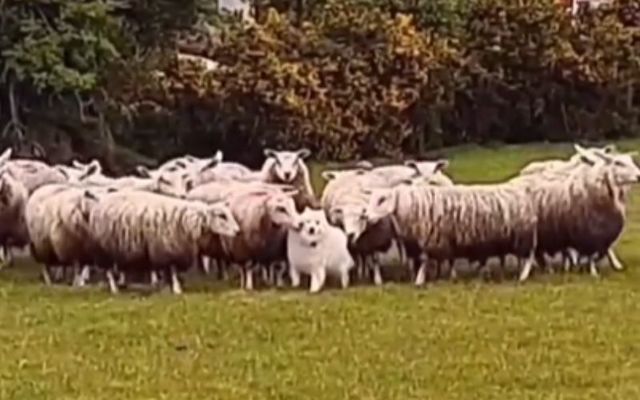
<box><xmin>2</xmin><ymin>141</ymin><xmax>640</xmax><ymax>399</ymax></box>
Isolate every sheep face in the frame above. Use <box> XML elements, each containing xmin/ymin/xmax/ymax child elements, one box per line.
<box><xmin>605</xmin><ymin>152</ymin><xmax>640</xmax><ymax>185</ymax></box>
<box><xmin>264</xmin><ymin>148</ymin><xmax>310</xmax><ymax>183</ymax></box>
<box><xmin>404</xmin><ymin>159</ymin><xmax>449</xmax><ymax>177</ymax></box>
<box><xmin>265</xmin><ymin>191</ymin><xmax>299</xmax><ymax>228</ymax></box>
<box><xmin>333</xmin><ymin>205</ymin><xmax>368</xmax><ymax>243</ymax></box>
<box><xmin>364</xmin><ymin>188</ymin><xmax>396</xmax><ymax>224</ymax></box>
<box><xmin>137</xmin><ymin>167</ymin><xmax>196</xmax><ymax>198</ymax></box>
<box><xmin>321</xmin><ymin>168</ymin><xmax>368</xmax><ymax>182</ymax></box>
<box><xmin>295</xmin><ymin>208</ymin><xmax>327</xmax><ymax>248</ymax></box>
<box><xmin>203</xmin><ymin>202</ymin><xmax>241</xmax><ymax>237</ymax></box>
<box><xmin>571</xmin><ymin>144</ymin><xmax>614</xmax><ymax>167</ymax></box>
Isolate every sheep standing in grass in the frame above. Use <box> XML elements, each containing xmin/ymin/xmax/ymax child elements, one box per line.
<box><xmin>187</xmin><ymin>181</ymin><xmax>296</xmax><ymax>279</ymax></box>
<box><xmin>88</xmin><ymin>190</ymin><xmax>240</xmax><ymax>294</ymax></box>
<box><xmin>364</xmin><ymin>181</ymin><xmax>538</xmax><ymax>285</ymax></box>
<box><xmin>25</xmin><ymin>183</ymin><xmax>115</xmax><ymax>286</ymax></box>
<box><xmin>514</xmin><ymin>148</ymin><xmax>640</xmax><ymax>279</ymax></box>
<box><xmin>218</xmin><ymin>188</ymin><xmax>300</xmax><ymax>290</ymax></box>
<box><xmin>0</xmin><ymin>168</ymin><xmax>30</xmax><ymax>268</ymax></box>
<box><xmin>287</xmin><ymin>208</ymin><xmax>355</xmax><ymax>293</ymax></box>
<box><xmin>321</xmin><ymin>168</ymin><xmax>397</xmax><ymax>284</ymax></box>
<box><xmin>514</xmin><ymin>144</ymin><xmax>635</xmax><ymax>273</ymax></box>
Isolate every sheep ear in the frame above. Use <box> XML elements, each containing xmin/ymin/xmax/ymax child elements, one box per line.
<box><xmin>72</xmin><ymin>160</ymin><xmax>84</xmax><ymax>168</ymax></box>
<box><xmin>263</xmin><ymin>148</ymin><xmax>277</xmax><ymax>159</ymax></box>
<box><xmin>79</xmin><ymin>163</ymin><xmax>100</xmax><ymax>180</ymax></box>
<box><xmin>579</xmin><ymin>155</ymin><xmax>596</xmax><ymax>166</ymax></box>
<box><xmin>297</xmin><ymin>148</ymin><xmax>311</xmax><ymax>160</ymax></box>
<box><xmin>200</xmin><ymin>156</ymin><xmax>220</xmax><ymax>172</ymax></box>
<box><xmin>136</xmin><ymin>166</ymin><xmax>152</xmax><ymax>178</ymax></box>
<box><xmin>89</xmin><ymin>159</ymin><xmax>101</xmax><ymax>170</ymax></box>
<box><xmin>435</xmin><ymin>159</ymin><xmax>449</xmax><ymax>172</ymax></box>
<box><xmin>573</xmin><ymin>143</ymin><xmax>588</xmax><ymax>155</ymax></box>
<box><xmin>321</xmin><ymin>170</ymin><xmax>338</xmax><ymax>181</ymax></box>
<box><xmin>56</xmin><ymin>166</ymin><xmax>69</xmax><ymax>179</ymax></box>
<box><xmin>213</xmin><ymin>150</ymin><xmax>223</xmax><ymax>163</ymax></box>
<box><xmin>83</xmin><ymin>190</ymin><xmax>98</xmax><ymax>201</ymax></box>
<box><xmin>404</xmin><ymin>160</ymin><xmax>419</xmax><ymax>172</ymax></box>
<box><xmin>0</xmin><ymin>148</ymin><xmax>12</xmax><ymax>164</ymax></box>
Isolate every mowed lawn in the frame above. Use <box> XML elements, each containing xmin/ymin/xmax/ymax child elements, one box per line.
<box><xmin>2</xmin><ymin>141</ymin><xmax>640</xmax><ymax>400</ymax></box>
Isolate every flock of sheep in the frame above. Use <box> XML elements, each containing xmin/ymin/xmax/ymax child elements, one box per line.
<box><xmin>0</xmin><ymin>142</ymin><xmax>637</xmax><ymax>294</ymax></box>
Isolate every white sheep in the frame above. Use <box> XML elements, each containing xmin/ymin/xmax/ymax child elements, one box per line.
<box><xmin>88</xmin><ymin>189</ymin><xmax>240</xmax><ymax>294</ymax></box>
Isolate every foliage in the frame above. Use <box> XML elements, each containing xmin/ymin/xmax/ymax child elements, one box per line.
<box><xmin>3</xmin><ymin>0</ymin><xmax>640</xmax><ymax>164</ymax></box>
<box><xmin>129</xmin><ymin>0</ymin><xmax>460</xmax><ymax>161</ymax></box>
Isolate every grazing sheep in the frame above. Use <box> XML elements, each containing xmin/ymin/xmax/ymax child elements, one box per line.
<box><xmin>364</xmin><ymin>181</ymin><xmax>538</xmax><ymax>285</ymax></box>
<box><xmin>88</xmin><ymin>189</ymin><xmax>240</xmax><ymax>294</ymax></box>
<box><xmin>287</xmin><ymin>208</ymin><xmax>355</xmax><ymax>293</ymax></box>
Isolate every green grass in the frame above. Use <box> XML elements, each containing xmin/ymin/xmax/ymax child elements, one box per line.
<box><xmin>2</xmin><ymin>140</ymin><xmax>640</xmax><ymax>399</ymax></box>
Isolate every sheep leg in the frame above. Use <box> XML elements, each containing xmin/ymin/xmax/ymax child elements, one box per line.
<box><xmin>72</xmin><ymin>264</ymin><xmax>90</xmax><ymax>287</ymax></box>
<box><xmin>150</xmin><ymin>270</ymin><xmax>160</xmax><ymax>287</ymax></box>
<box><xmin>589</xmin><ymin>257</ymin><xmax>600</xmax><ymax>278</ymax></box>
<box><xmin>289</xmin><ymin>265</ymin><xmax>301</xmax><ymax>288</ymax></box>
<box><xmin>105</xmin><ymin>268</ymin><xmax>119</xmax><ymax>294</ymax></box>
<box><xmin>415</xmin><ymin>261</ymin><xmax>427</xmax><ymax>286</ymax></box>
<box><xmin>340</xmin><ymin>269</ymin><xmax>350</xmax><ymax>289</ymax></box>
<box><xmin>309</xmin><ymin>268</ymin><xmax>326</xmax><ymax>293</ymax></box>
<box><xmin>562</xmin><ymin>252</ymin><xmax>573</xmax><ymax>273</ymax></box>
<box><xmin>275</xmin><ymin>262</ymin><xmax>286</xmax><ymax>288</ymax></box>
<box><xmin>0</xmin><ymin>246</ymin><xmax>6</xmax><ymax>269</ymax></box>
<box><xmin>217</xmin><ymin>259</ymin><xmax>229</xmax><ymax>280</ymax></box>
<box><xmin>201</xmin><ymin>256</ymin><xmax>211</xmax><ymax>275</ymax></box>
<box><xmin>449</xmin><ymin>260</ymin><xmax>458</xmax><ymax>281</ymax></box>
<box><xmin>518</xmin><ymin>250</ymin><xmax>536</xmax><ymax>282</ymax></box>
<box><xmin>356</xmin><ymin>256</ymin><xmax>366</xmax><ymax>281</ymax></box>
<box><xmin>42</xmin><ymin>264</ymin><xmax>53</xmax><ymax>286</ymax></box>
<box><xmin>170</xmin><ymin>265</ymin><xmax>183</xmax><ymax>294</ymax></box>
<box><xmin>244</xmin><ymin>263</ymin><xmax>254</xmax><ymax>291</ymax></box>
<box><xmin>607</xmin><ymin>249</ymin><xmax>624</xmax><ymax>271</ymax></box>
<box><xmin>79</xmin><ymin>265</ymin><xmax>91</xmax><ymax>286</ymax></box>
<box><xmin>260</xmin><ymin>264</ymin><xmax>270</xmax><ymax>285</ymax></box>
<box><xmin>1</xmin><ymin>246</ymin><xmax>14</xmax><ymax>268</ymax></box>
<box><xmin>234</xmin><ymin>264</ymin><xmax>245</xmax><ymax>289</ymax></box>
<box><xmin>372</xmin><ymin>255</ymin><xmax>383</xmax><ymax>286</ymax></box>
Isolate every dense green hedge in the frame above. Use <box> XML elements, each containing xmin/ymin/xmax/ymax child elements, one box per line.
<box><xmin>2</xmin><ymin>0</ymin><xmax>640</xmax><ymax>166</ymax></box>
